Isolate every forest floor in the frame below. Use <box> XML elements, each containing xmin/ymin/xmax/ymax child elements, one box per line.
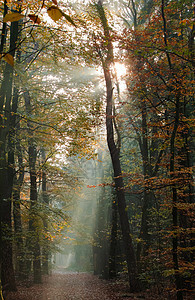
<box><xmin>4</xmin><ymin>271</ymin><xmax>190</xmax><ymax>300</ymax></box>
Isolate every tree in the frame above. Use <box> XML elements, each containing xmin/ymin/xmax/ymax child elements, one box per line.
<box><xmin>95</xmin><ymin>1</ymin><xmax>139</xmax><ymax>292</ymax></box>
<box><xmin>117</xmin><ymin>0</ymin><xmax>194</xmax><ymax>297</ymax></box>
<box><xmin>0</xmin><ymin>0</ymin><xmax>22</xmax><ymax>290</ymax></box>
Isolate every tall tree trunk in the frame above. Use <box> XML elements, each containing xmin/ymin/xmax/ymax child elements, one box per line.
<box><xmin>109</xmin><ymin>194</ymin><xmax>118</xmax><ymax>279</ymax></box>
<box><xmin>41</xmin><ymin>149</ymin><xmax>50</xmax><ymax>275</ymax></box>
<box><xmin>177</xmin><ymin>97</ymin><xmax>194</xmax><ymax>284</ymax></box>
<box><xmin>0</xmin><ymin>2</ymin><xmax>21</xmax><ymax>289</ymax></box>
<box><xmin>13</xmin><ymin>114</ymin><xmax>25</xmax><ymax>278</ymax></box>
<box><xmin>161</xmin><ymin>1</ymin><xmax>183</xmax><ymax>297</ymax></box>
<box><xmin>0</xmin><ymin>75</ymin><xmax>17</xmax><ymax>290</ymax></box>
<box><xmin>0</xmin><ymin>0</ymin><xmax>8</xmax><ymax>53</ymax></box>
<box><xmin>0</xmin><ymin>153</ymin><xmax>16</xmax><ymax>291</ymax></box>
<box><xmin>136</xmin><ymin>97</ymin><xmax>151</xmax><ymax>261</ymax></box>
<box><xmin>93</xmin><ymin>157</ymin><xmax>109</xmax><ymax>278</ymax></box>
<box><xmin>96</xmin><ymin>2</ymin><xmax>138</xmax><ymax>291</ymax></box>
<box><xmin>24</xmin><ymin>91</ymin><xmax>42</xmax><ymax>284</ymax></box>
<box><xmin>170</xmin><ymin>96</ymin><xmax>183</xmax><ymax>300</ymax></box>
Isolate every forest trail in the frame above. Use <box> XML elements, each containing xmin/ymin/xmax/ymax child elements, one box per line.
<box><xmin>5</xmin><ymin>272</ymin><xmax>136</xmax><ymax>300</ymax></box>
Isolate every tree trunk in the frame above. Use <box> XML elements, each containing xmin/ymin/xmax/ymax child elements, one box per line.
<box><xmin>0</xmin><ymin>159</ymin><xmax>16</xmax><ymax>291</ymax></box>
<box><xmin>107</xmin><ymin>118</ymin><xmax>138</xmax><ymax>290</ymax></box>
<box><xmin>13</xmin><ymin>116</ymin><xmax>25</xmax><ymax>278</ymax></box>
<box><xmin>109</xmin><ymin>194</ymin><xmax>117</xmax><ymax>279</ymax></box>
<box><xmin>93</xmin><ymin>184</ymin><xmax>110</xmax><ymax>279</ymax></box>
<box><xmin>96</xmin><ymin>2</ymin><xmax>138</xmax><ymax>291</ymax></box>
<box><xmin>0</xmin><ymin>4</ymin><xmax>21</xmax><ymax>289</ymax></box>
<box><xmin>29</xmin><ymin>144</ymin><xmax>42</xmax><ymax>284</ymax></box>
<box><xmin>24</xmin><ymin>90</ymin><xmax>42</xmax><ymax>284</ymax></box>
<box><xmin>41</xmin><ymin>149</ymin><xmax>50</xmax><ymax>275</ymax></box>
<box><xmin>161</xmin><ymin>1</ymin><xmax>183</xmax><ymax>298</ymax></box>
<box><xmin>136</xmin><ymin>98</ymin><xmax>151</xmax><ymax>261</ymax></box>
<box><xmin>170</xmin><ymin>96</ymin><xmax>183</xmax><ymax>300</ymax></box>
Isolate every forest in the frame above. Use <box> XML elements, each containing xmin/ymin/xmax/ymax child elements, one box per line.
<box><xmin>0</xmin><ymin>0</ymin><xmax>194</xmax><ymax>299</ymax></box>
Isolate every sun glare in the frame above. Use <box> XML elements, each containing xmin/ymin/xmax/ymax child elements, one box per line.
<box><xmin>114</xmin><ymin>62</ymin><xmax>126</xmax><ymax>79</ymax></box>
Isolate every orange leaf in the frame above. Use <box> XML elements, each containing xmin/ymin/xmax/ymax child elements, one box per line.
<box><xmin>28</xmin><ymin>14</ymin><xmax>41</xmax><ymax>24</ymax></box>
<box><xmin>0</xmin><ymin>53</ymin><xmax>14</xmax><ymax>66</ymax></box>
<box><xmin>52</xmin><ymin>0</ymin><xmax>58</xmax><ymax>5</ymax></box>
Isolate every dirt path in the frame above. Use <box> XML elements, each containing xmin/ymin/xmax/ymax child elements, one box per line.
<box><xmin>6</xmin><ymin>272</ymin><xmax>188</xmax><ymax>300</ymax></box>
<box><xmin>5</xmin><ymin>272</ymin><xmax>131</xmax><ymax>300</ymax></box>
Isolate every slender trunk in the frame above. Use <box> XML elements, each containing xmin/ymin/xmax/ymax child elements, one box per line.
<box><xmin>0</xmin><ymin>0</ymin><xmax>8</xmax><ymax>53</ymax></box>
<box><xmin>24</xmin><ymin>91</ymin><xmax>42</xmax><ymax>284</ymax></box>
<box><xmin>0</xmin><ymin>157</ymin><xmax>16</xmax><ymax>291</ymax></box>
<box><xmin>107</xmin><ymin>120</ymin><xmax>138</xmax><ymax>290</ymax></box>
<box><xmin>0</xmin><ymin>6</ymin><xmax>20</xmax><ymax>289</ymax></box>
<box><xmin>161</xmin><ymin>1</ymin><xmax>183</xmax><ymax>297</ymax></box>
<box><xmin>136</xmin><ymin>98</ymin><xmax>151</xmax><ymax>261</ymax></box>
<box><xmin>109</xmin><ymin>195</ymin><xmax>117</xmax><ymax>279</ymax></box>
<box><xmin>96</xmin><ymin>2</ymin><xmax>138</xmax><ymax>291</ymax></box>
<box><xmin>29</xmin><ymin>144</ymin><xmax>42</xmax><ymax>283</ymax></box>
<box><xmin>170</xmin><ymin>96</ymin><xmax>183</xmax><ymax>300</ymax></box>
<box><xmin>41</xmin><ymin>149</ymin><xmax>50</xmax><ymax>275</ymax></box>
<box><xmin>93</xmin><ymin>185</ymin><xmax>109</xmax><ymax>278</ymax></box>
<box><xmin>13</xmin><ymin>116</ymin><xmax>25</xmax><ymax>278</ymax></box>
<box><xmin>1</xmin><ymin>96</ymin><xmax>16</xmax><ymax>289</ymax></box>
<box><xmin>13</xmin><ymin>186</ymin><xmax>25</xmax><ymax>278</ymax></box>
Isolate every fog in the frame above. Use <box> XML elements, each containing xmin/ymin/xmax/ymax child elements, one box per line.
<box><xmin>53</xmin><ymin>150</ymin><xmax>110</xmax><ymax>273</ymax></box>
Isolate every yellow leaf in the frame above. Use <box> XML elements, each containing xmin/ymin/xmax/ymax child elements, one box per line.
<box><xmin>0</xmin><ymin>53</ymin><xmax>14</xmax><ymax>66</ymax></box>
<box><xmin>3</xmin><ymin>12</ymin><xmax>24</xmax><ymax>22</ymax></box>
<box><xmin>47</xmin><ymin>6</ymin><xmax>63</xmax><ymax>22</ymax></box>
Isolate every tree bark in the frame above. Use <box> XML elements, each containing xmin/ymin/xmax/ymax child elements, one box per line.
<box><xmin>109</xmin><ymin>194</ymin><xmax>117</xmax><ymax>279</ymax></box>
<box><xmin>136</xmin><ymin>97</ymin><xmax>151</xmax><ymax>261</ymax></box>
<box><xmin>41</xmin><ymin>149</ymin><xmax>50</xmax><ymax>275</ymax></box>
<box><xmin>161</xmin><ymin>1</ymin><xmax>183</xmax><ymax>298</ymax></box>
<box><xmin>24</xmin><ymin>90</ymin><xmax>42</xmax><ymax>284</ymax></box>
<box><xmin>0</xmin><ymin>4</ymin><xmax>21</xmax><ymax>289</ymax></box>
<box><xmin>96</xmin><ymin>2</ymin><xmax>139</xmax><ymax>291</ymax></box>
<box><xmin>13</xmin><ymin>115</ymin><xmax>25</xmax><ymax>278</ymax></box>
<box><xmin>170</xmin><ymin>96</ymin><xmax>183</xmax><ymax>300</ymax></box>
